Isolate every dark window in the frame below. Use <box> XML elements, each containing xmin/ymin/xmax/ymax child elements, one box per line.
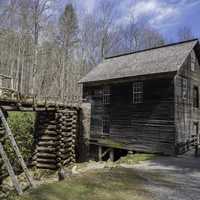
<box><xmin>133</xmin><ymin>82</ymin><xmax>143</xmax><ymax>104</ymax></box>
<box><xmin>182</xmin><ymin>78</ymin><xmax>187</xmax><ymax>99</ymax></box>
<box><xmin>191</xmin><ymin>52</ymin><xmax>196</xmax><ymax>71</ymax></box>
<box><xmin>92</xmin><ymin>118</ymin><xmax>102</xmax><ymax>135</ymax></box>
<box><xmin>193</xmin><ymin>86</ymin><xmax>199</xmax><ymax>108</ymax></box>
<box><xmin>103</xmin><ymin>117</ymin><xmax>110</xmax><ymax>134</ymax></box>
<box><xmin>193</xmin><ymin>122</ymin><xmax>198</xmax><ymax>136</ymax></box>
<box><xmin>94</xmin><ymin>89</ymin><xmax>102</xmax><ymax>97</ymax></box>
<box><xmin>192</xmin><ymin>122</ymin><xmax>199</xmax><ymax>144</ymax></box>
<box><xmin>103</xmin><ymin>86</ymin><xmax>110</xmax><ymax>105</ymax></box>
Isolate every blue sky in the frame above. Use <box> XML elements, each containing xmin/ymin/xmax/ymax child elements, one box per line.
<box><xmin>61</xmin><ymin>0</ymin><xmax>200</xmax><ymax>41</ymax></box>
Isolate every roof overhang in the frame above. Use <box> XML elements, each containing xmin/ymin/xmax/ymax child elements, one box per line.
<box><xmin>81</xmin><ymin>71</ymin><xmax>177</xmax><ymax>86</ymax></box>
<box><xmin>79</xmin><ymin>39</ymin><xmax>199</xmax><ymax>85</ymax></box>
<box><xmin>194</xmin><ymin>41</ymin><xmax>200</xmax><ymax>65</ymax></box>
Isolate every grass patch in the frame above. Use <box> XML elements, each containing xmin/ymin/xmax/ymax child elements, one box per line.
<box><xmin>14</xmin><ymin>168</ymin><xmax>154</xmax><ymax>200</ymax></box>
<box><xmin>6</xmin><ymin>112</ymin><xmax>35</xmax><ymax>165</ymax></box>
<box><xmin>116</xmin><ymin>153</ymin><xmax>156</xmax><ymax>165</ymax></box>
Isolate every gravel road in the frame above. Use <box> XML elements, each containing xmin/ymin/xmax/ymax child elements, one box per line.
<box><xmin>124</xmin><ymin>151</ymin><xmax>200</xmax><ymax>200</ymax></box>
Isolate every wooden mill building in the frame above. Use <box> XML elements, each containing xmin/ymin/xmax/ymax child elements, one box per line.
<box><xmin>80</xmin><ymin>39</ymin><xmax>200</xmax><ymax>156</ymax></box>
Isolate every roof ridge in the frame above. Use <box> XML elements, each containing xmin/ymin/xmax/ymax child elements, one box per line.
<box><xmin>105</xmin><ymin>38</ymin><xmax>199</xmax><ymax>60</ymax></box>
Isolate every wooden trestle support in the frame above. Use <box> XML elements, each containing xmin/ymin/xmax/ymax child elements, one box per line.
<box><xmin>32</xmin><ymin>108</ymin><xmax>78</xmax><ymax>170</ymax></box>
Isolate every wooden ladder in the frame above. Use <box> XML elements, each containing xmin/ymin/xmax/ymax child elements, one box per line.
<box><xmin>0</xmin><ymin>109</ymin><xmax>35</xmax><ymax>194</ymax></box>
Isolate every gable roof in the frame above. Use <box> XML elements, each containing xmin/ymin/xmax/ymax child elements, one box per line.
<box><xmin>80</xmin><ymin>39</ymin><xmax>199</xmax><ymax>84</ymax></box>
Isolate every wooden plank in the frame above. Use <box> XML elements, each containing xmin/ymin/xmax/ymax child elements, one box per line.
<box><xmin>36</xmin><ymin>163</ymin><xmax>57</xmax><ymax>170</ymax></box>
<box><xmin>0</xmin><ymin>74</ymin><xmax>12</xmax><ymax>79</ymax></box>
<box><xmin>101</xmin><ymin>148</ymin><xmax>111</xmax><ymax>158</ymax></box>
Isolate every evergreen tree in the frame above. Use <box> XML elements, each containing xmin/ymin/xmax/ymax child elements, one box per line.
<box><xmin>58</xmin><ymin>4</ymin><xmax>79</xmax><ymax>56</ymax></box>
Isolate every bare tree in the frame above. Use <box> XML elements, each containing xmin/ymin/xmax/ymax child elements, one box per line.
<box><xmin>55</xmin><ymin>3</ymin><xmax>79</xmax><ymax>100</ymax></box>
<box><xmin>0</xmin><ymin>0</ymin><xmax>167</xmax><ymax>104</ymax></box>
<box><xmin>80</xmin><ymin>1</ymin><xmax>119</xmax><ymax>66</ymax></box>
<box><xmin>140</xmin><ymin>25</ymin><xmax>165</xmax><ymax>49</ymax></box>
<box><xmin>177</xmin><ymin>26</ymin><xmax>194</xmax><ymax>41</ymax></box>
<box><xmin>29</xmin><ymin>0</ymin><xmax>55</xmax><ymax>45</ymax></box>
<box><xmin>29</xmin><ymin>0</ymin><xmax>55</xmax><ymax>95</ymax></box>
<box><xmin>0</xmin><ymin>0</ymin><xmax>55</xmax><ymax>95</ymax></box>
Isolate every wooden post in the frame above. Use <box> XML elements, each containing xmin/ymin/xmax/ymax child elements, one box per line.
<box><xmin>0</xmin><ymin>109</ymin><xmax>35</xmax><ymax>188</ymax></box>
<box><xmin>0</xmin><ymin>142</ymin><xmax>23</xmax><ymax>195</ymax></box>
<box><xmin>98</xmin><ymin>146</ymin><xmax>102</xmax><ymax>161</ymax></box>
<box><xmin>0</xmin><ymin>78</ymin><xmax>2</xmax><ymax>97</ymax></box>
<box><xmin>11</xmin><ymin>77</ymin><xmax>14</xmax><ymax>99</ymax></box>
<box><xmin>79</xmin><ymin>103</ymin><xmax>91</xmax><ymax>162</ymax></box>
<box><xmin>10</xmin><ymin>77</ymin><xmax>14</xmax><ymax>90</ymax></box>
<box><xmin>109</xmin><ymin>149</ymin><xmax>114</xmax><ymax>162</ymax></box>
<box><xmin>195</xmin><ymin>134</ymin><xmax>199</xmax><ymax>157</ymax></box>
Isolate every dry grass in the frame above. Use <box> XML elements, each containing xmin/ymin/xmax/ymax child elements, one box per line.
<box><xmin>7</xmin><ymin>153</ymin><xmax>157</xmax><ymax>200</ymax></box>
<box><xmin>116</xmin><ymin>153</ymin><xmax>156</xmax><ymax>165</ymax></box>
<box><xmin>14</xmin><ymin>168</ymin><xmax>154</xmax><ymax>200</ymax></box>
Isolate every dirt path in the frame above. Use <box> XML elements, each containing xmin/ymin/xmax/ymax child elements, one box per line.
<box><xmin>123</xmin><ymin>151</ymin><xmax>200</xmax><ymax>200</ymax></box>
<box><xmin>4</xmin><ymin>152</ymin><xmax>200</xmax><ymax>200</ymax></box>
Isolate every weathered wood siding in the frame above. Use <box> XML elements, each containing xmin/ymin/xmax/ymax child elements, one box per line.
<box><xmin>175</xmin><ymin>49</ymin><xmax>200</xmax><ymax>153</ymax></box>
<box><xmin>83</xmin><ymin>75</ymin><xmax>176</xmax><ymax>155</ymax></box>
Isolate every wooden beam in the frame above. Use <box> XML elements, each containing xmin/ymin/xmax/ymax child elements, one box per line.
<box><xmin>0</xmin><ymin>87</ymin><xmax>16</xmax><ymax>92</ymax></box>
<box><xmin>0</xmin><ymin>105</ymin><xmax>58</xmax><ymax>112</ymax></box>
<box><xmin>101</xmin><ymin>148</ymin><xmax>111</xmax><ymax>158</ymax></box>
<box><xmin>0</xmin><ymin>74</ymin><xmax>12</xmax><ymax>79</ymax></box>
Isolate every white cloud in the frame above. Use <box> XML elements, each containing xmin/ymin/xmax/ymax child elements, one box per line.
<box><xmin>131</xmin><ymin>0</ymin><xmax>157</xmax><ymax>19</ymax></box>
<box><xmin>80</xmin><ymin>0</ymin><xmax>96</xmax><ymax>13</ymax></box>
<box><xmin>77</xmin><ymin>0</ymin><xmax>198</xmax><ymax>30</ymax></box>
<box><xmin>128</xmin><ymin>0</ymin><xmax>179</xmax><ymax>26</ymax></box>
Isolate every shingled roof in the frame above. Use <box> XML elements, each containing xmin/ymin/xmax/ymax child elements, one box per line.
<box><xmin>80</xmin><ymin>39</ymin><xmax>199</xmax><ymax>83</ymax></box>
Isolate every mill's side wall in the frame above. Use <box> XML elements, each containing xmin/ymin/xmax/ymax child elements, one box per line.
<box><xmin>175</xmin><ymin>50</ymin><xmax>200</xmax><ymax>153</ymax></box>
<box><xmin>84</xmin><ymin>74</ymin><xmax>176</xmax><ymax>155</ymax></box>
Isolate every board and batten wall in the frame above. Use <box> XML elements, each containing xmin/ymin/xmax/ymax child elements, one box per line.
<box><xmin>83</xmin><ymin>73</ymin><xmax>176</xmax><ymax>155</ymax></box>
<box><xmin>175</xmin><ymin>49</ymin><xmax>200</xmax><ymax>153</ymax></box>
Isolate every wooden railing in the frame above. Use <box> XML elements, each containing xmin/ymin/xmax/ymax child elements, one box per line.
<box><xmin>0</xmin><ymin>74</ymin><xmax>81</xmax><ymax>105</ymax></box>
<box><xmin>190</xmin><ymin>135</ymin><xmax>200</xmax><ymax>157</ymax></box>
<box><xmin>190</xmin><ymin>135</ymin><xmax>199</xmax><ymax>146</ymax></box>
<box><xmin>0</xmin><ymin>74</ymin><xmax>16</xmax><ymax>98</ymax></box>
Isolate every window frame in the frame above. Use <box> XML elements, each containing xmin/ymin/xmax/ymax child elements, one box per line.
<box><xmin>102</xmin><ymin>116</ymin><xmax>110</xmax><ymax>135</ymax></box>
<box><xmin>133</xmin><ymin>81</ymin><xmax>143</xmax><ymax>104</ymax></box>
<box><xmin>91</xmin><ymin>118</ymin><xmax>102</xmax><ymax>135</ymax></box>
<box><xmin>182</xmin><ymin>78</ymin><xmax>187</xmax><ymax>100</ymax></box>
<box><xmin>193</xmin><ymin>85</ymin><xmax>199</xmax><ymax>108</ymax></box>
<box><xmin>102</xmin><ymin>86</ymin><xmax>110</xmax><ymax>105</ymax></box>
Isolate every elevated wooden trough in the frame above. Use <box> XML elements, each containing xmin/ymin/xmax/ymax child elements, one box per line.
<box><xmin>0</xmin><ymin>86</ymin><xmax>80</xmax><ymax>176</ymax></box>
